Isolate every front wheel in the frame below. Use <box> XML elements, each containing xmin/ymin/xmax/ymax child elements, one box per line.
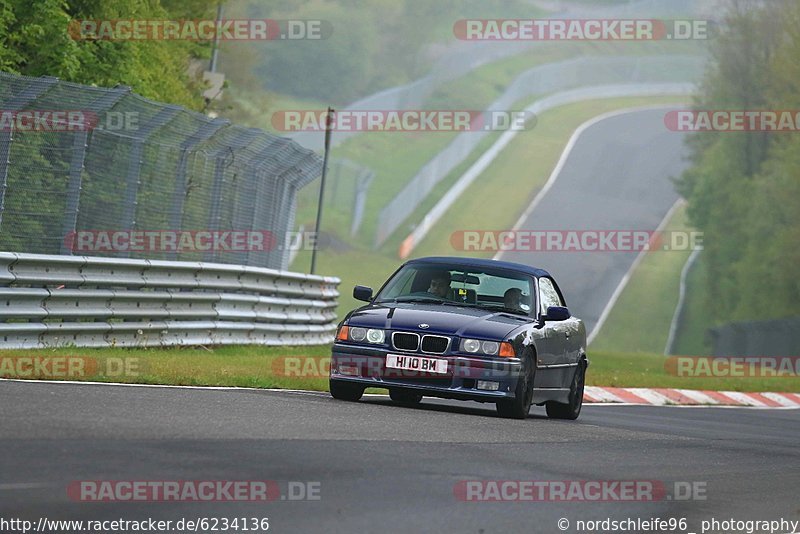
<box><xmin>546</xmin><ymin>361</ymin><xmax>585</xmax><ymax>420</ymax></box>
<box><xmin>496</xmin><ymin>356</ymin><xmax>535</xmax><ymax>419</ymax></box>
<box><xmin>329</xmin><ymin>379</ymin><xmax>364</xmax><ymax>402</ymax></box>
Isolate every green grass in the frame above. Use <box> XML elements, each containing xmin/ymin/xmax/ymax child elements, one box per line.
<box><xmin>0</xmin><ymin>345</ymin><xmax>332</xmax><ymax>391</ymax></box>
<box><xmin>2</xmin><ymin>345</ymin><xmax>795</xmax><ymax>393</ymax></box>
<box><xmin>590</xmin><ymin>204</ymin><xmax>696</xmax><ymax>354</ymax></box>
<box><xmin>586</xmin><ymin>351</ymin><xmax>799</xmax><ymax>392</ymax></box>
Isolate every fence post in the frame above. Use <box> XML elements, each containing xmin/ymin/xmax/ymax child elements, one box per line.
<box><xmin>60</xmin><ymin>86</ymin><xmax>130</xmax><ymax>255</ymax></box>
<box><xmin>166</xmin><ymin>117</ymin><xmax>228</xmax><ymax>260</ymax></box>
<box><xmin>0</xmin><ymin>76</ymin><xmax>58</xmax><ymax>232</ymax></box>
<box><xmin>119</xmin><ymin>105</ymin><xmax>180</xmax><ymax>257</ymax></box>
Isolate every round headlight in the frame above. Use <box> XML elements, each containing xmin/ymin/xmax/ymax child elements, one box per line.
<box><xmin>350</xmin><ymin>327</ymin><xmax>367</xmax><ymax>341</ymax></box>
<box><xmin>463</xmin><ymin>339</ymin><xmax>481</xmax><ymax>353</ymax></box>
<box><xmin>481</xmin><ymin>341</ymin><xmax>499</xmax><ymax>355</ymax></box>
<box><xmin>366</xmin><ymin>329</ymin><xmax>385</xmax><ymax>344</ymax></box>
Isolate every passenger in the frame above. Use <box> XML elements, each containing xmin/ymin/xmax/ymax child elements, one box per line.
<box><xmin>503</xmin><ymin>288</ymin><xmax>523</xmax><ymax>311</ymax></box>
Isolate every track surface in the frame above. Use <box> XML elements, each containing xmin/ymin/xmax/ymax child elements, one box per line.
<box><xmin>500</xmin><ymin>107</ymin><xmax>689</xmax><ymax>334</ymax></box>
<box><xmin>1</xmin><ymin>381</ymin><xmax>798</xmax><ymax>533</ymax></box>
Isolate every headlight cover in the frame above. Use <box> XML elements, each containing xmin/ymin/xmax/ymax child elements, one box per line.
<box><xmin>365</xmin><ymin>328</ymin><xmax>385</xmax><ymax>344</ymax></box>
<box><xmin>460</xmin><ymin>338</ymin><xmax>515</xmax><ymax>357</ymax></box>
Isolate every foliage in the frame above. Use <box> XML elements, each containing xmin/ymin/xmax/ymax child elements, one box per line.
<box><xmin>0</xmin><ymin>0</ymin><xmax>218</xmax><ymax>108</ymax></box>
<box><xmin>676</xmin><ymin>0</ymin><xmax>800</xmax><ymax>323</ymax></box>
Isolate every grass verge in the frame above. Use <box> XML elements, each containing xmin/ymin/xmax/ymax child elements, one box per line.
<box><xmin>589</xmin><ymin>203</ymin><xmax>695</xmax><ymax>354</ymax></box>
<box><xmin>1</xmin><ymin>345</ymin><xmax>795</xmax><ymax>393</ymax></box>
<box><xmin>587</xmin><ymin>350</ymin><xmax>799</xmax><ymax>392</ymax></box>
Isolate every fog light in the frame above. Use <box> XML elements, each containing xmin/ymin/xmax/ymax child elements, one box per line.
<box><xmin>476</xmin><ymin>380</ymin><xmax>499</xmax><ymax>391</ymax></box>
<box><xmin>338</xmin><ymin>364</ymin><xmax>359</xmax><ymax>376</ymax></box>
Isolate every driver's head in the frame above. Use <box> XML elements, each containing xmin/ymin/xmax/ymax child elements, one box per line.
<box><xmin>504</xmin><ymin>288</ymin><xmax>523</xmax><ymax>309</ymax></box>
<box><xmin>427</xmin><ymin>270</ymin><xmax>451</xmax><ymax>298</ymax></box>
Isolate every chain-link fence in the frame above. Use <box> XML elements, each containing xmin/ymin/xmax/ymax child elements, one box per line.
<box><xmin>374</xmin><ymin>54</ymin><xmax>706</xmax><ymax>246</ymax></box>
<box><xmin>0</xmin><ymin>72</ymin><xmax>322</xmax><ymax>271</ymax></box>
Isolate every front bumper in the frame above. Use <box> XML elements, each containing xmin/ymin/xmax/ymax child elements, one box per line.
<box><xmin>330</xmin><ymin>343</ymin><xmax>523</xmax><ymax>402</ymax></box>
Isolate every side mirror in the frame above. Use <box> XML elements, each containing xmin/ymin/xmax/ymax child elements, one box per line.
<box><xmin>353</xmin><ymin>285</ymin><xmax>373</xmax><ymax>302</ymax></box>
<box><xmin>544</xmin><ymin>306</ymin><xmax>571</xmax><ymax>321</ymax></box>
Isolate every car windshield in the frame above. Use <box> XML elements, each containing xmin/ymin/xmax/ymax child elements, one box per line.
<box><xmin>374</xmin><ymin>263</ymin><xmax>534</xmax><ymax>315</ymax></box>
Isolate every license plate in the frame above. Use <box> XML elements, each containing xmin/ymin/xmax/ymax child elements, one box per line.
<box><xmin>386</xmin><ymin>354</ymin><xmax>448</xmax><ymax>374</ymax></box>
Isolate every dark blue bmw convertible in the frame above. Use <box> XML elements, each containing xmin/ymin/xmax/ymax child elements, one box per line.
<box><xmin>329</xmin><ymin>256</ymin><xmax>587</xmax><ymax>419</ymax></box>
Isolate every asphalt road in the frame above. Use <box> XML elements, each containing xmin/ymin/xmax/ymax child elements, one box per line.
<box><xmin>499</xmin><ymin>107</ymin><xmax>690</xmax><ymax>335</ymax></box>
<box><xmin>2</xmin><ymin>381</ymin><xmax>798</xmax><ymax>534</ymax></box>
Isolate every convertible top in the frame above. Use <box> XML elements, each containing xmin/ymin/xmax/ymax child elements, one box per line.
<box><xmin>406</xmin><ymin>256</ymin><xmax>551</xmax><ymax>279</ymax></box>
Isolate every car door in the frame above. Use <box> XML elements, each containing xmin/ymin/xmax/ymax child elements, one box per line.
<box><xmin>537</xmin><ymin>277</ymin><xmax>573</xmax><ymax>386</ymax></box>
<box><xmin>549</xmin><ymin>277</ymin><xmax>582</xmax><ymax>366</ymax></box>
<box><xmin>533</xmin><ymin>277</ymin><xmax>565</xmax><ymax>388</ymax></box>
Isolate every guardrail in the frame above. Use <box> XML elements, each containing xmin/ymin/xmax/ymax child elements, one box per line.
<box><xmin>0</xmin><ymin>253</ymin><xmax>340</xmax><ymax>349</ymax></box>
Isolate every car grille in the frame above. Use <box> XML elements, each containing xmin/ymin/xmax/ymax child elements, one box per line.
<box><xmin>392</xmin><ymin>332</ymin><xmax>419</xmax><ymax>351</ymax></box>
<box><xmin>421</xmin><ymin>335</ymin><xmax>449</xmax><ymax>354</ymax></box>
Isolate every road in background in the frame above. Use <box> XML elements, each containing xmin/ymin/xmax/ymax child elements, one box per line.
<box><xmin>499</xmin><ymin>107</ymin><xmax>689</xmax><ymax>334</ymax></box>
<box><xmin>1</xmin><ymin>381</ymin><xmax>797</xmax><ymax>533</ymax></box>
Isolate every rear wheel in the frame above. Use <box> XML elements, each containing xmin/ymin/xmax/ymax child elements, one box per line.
<box><xmin>389</xmin><ymin>388</ymin><xmax>423</xmax><ymax>406</ymax></box>
<box><xmin>546</xmin><ymin>360</ymin><xmax>585</xmax><ymax>420</ymax></box>
<box><xmin>329</xmin><ymin>379</ymin><xmax>364</xmax><ymax>402</ymax></box>
<box><xmin>496</xmin><ymin>356</ymin><xmax>535</xmax><ymax>419</ymax></box>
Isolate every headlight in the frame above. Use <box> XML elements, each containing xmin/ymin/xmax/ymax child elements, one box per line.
<box><xmin>366</xmin><ymin>328</ymin><xmax>385</xmax><ymax>344</ymax></box>
<box><xmin>462</xmin><ymin>339</ymin><xmax>481</xmax><ymax>353</ymax></box>
<box><xmin>349</xmin><ymin>327</ymin><xmax>367</xmax><ymax>342</ymax></box>
<box><xmin>460</xmin><ymin>338</ymin><xmax>512</xmax><ymax>357</ymax></box>
<box><xmin>481</xmin><ymin>341</ymin><xmax>499</xmax><ymax>355</ymax></box>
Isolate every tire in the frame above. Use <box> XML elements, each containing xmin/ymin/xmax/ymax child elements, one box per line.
<box><xmin>389</xmin><ymin>388</ymin><xmax>423</xmax><ymax>406</ymax></box>
<box><xmin>329</xmin><ymin>379</ymin><xmax>364</xmax><ymax>402</ymax></box>
<box><xmin>496</xmin><ymin>355</ymin><xmax>535</xmax><ymax>419</ymax></box>
<box><xmin>546</xmin><ymin>360</ymin><xmax>585</xmax><ymax>420</ymax></box>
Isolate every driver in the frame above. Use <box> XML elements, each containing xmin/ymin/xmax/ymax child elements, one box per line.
<box><xmin>503</xmin><ymin>287</ymin><xmax>524</xmax><ymax>311</ymax></box>
<box><xmin>427</xmin><ymin>270</ymin><xmax>451</xmax><ymax>299</ymax></box>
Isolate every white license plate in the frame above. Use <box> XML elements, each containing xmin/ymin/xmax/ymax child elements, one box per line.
<box><xmin>386</xmin><ymin>354</ymin><xmax>448</xmax><ymax>374</ymax></box>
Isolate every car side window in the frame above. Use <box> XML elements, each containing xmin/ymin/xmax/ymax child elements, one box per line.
<box><xmin>538</xmin><ymin>277</ymin><xmax>563</xmax><ymax>315</ymax></box>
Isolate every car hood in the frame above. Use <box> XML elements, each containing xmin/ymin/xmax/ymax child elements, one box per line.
<box><xmin>347</xmin><ymin>303</ymin><xmax>529</xmax><ymax>340</ymax></box>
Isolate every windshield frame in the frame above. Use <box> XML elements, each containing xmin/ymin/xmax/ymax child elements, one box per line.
<box><xmin>372</xmin><ymin>261</ymin><xmax>536</xmax><ymax>317</ymax></box>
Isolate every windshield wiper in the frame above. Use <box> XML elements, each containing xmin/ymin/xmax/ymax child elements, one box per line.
<box><xmin>379</xmin><ymin>297</ymin><xmax>446</xmax><ymax>304</ymax></box>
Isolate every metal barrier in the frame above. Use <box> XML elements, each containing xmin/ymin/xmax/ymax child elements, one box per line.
<box><xmin>709</xmin><ymin>317</ymin><xmax>800</xmax><ymax>357</ymax></box>
<box><xmin>0</xmin><ymin>252</ymin><xmax>340</xmax><ymax>349</ymax></box>
<box><xmin>0</xmin><ymin>72</ymin><xmax>322</xmax><ymax>270</ymax></box>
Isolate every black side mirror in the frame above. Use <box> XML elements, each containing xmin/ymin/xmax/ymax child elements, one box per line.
<box><xmin>544</xmin><ymin>306</ymin><xmax>571</xmax><ymax>321</ymax></box>
<box><xmin>353</xmin><ymin>285</ymin><xmax>373</xmax><ymax>302</ymax></box>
